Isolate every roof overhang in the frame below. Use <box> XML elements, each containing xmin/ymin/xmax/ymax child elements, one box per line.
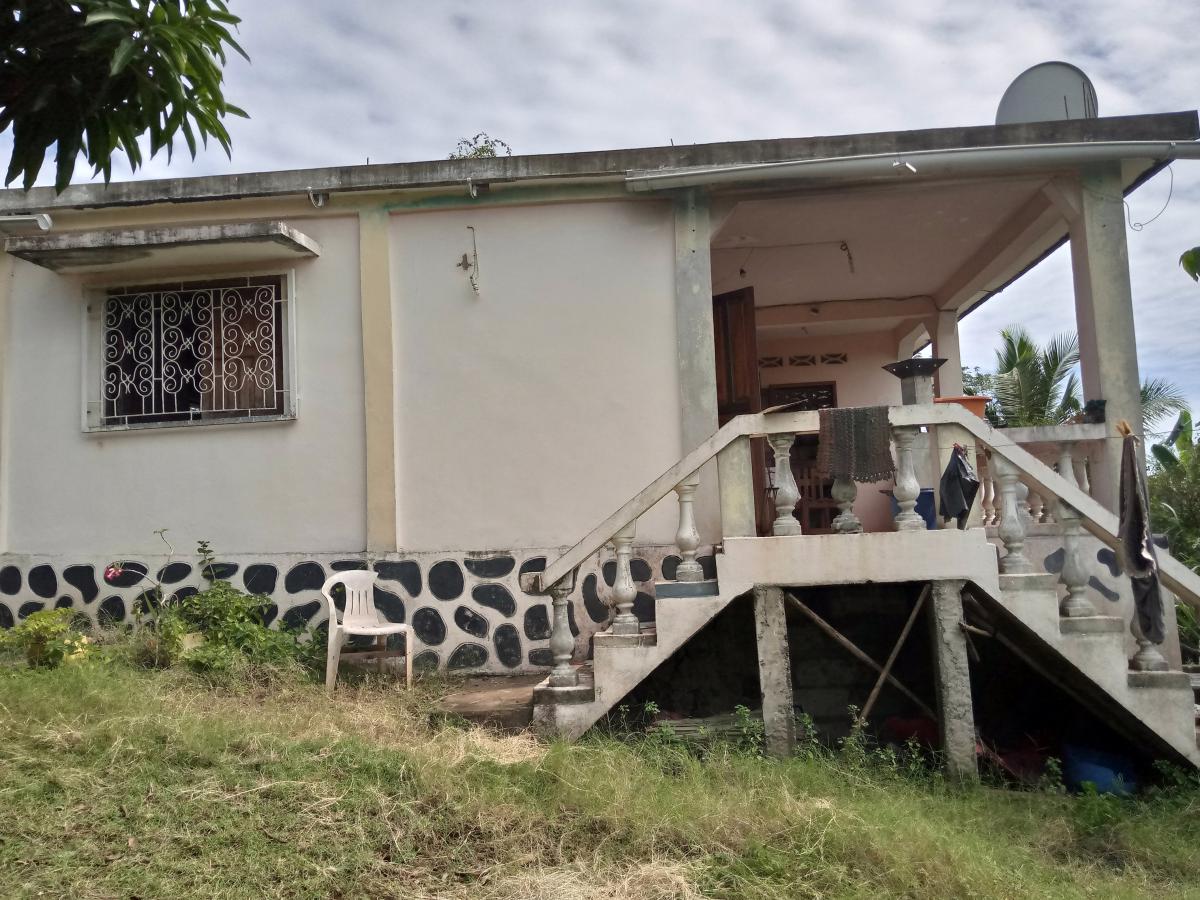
<box><xmin>3</xmin><ymin>221</ymin><xmax>321</xmax><ymax>273</ymax></box>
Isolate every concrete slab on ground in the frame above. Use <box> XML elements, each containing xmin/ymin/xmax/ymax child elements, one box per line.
<box><xmin>437</xmin><ymin>674</ymin><xmax>543</xmax><ymax>731</ymax></box>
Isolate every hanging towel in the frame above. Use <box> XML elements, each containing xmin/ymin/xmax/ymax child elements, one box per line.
<box><xmin>816</xmin><ymin>406</ymin><xmax>896</xmax><ymax>483</ymax></box>
<box><xmin>1117</xmin><ymin>432</ymin><xmax>1165</xmax><ymax>644</ymax></box>
<box><xmin>938</xmin><ymin>444</ymin><xmax>980</xmax><ymax>529</ymax></box>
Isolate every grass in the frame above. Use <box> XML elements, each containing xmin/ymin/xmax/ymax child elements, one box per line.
<box><xmin>3</xmin><ymin>661</ymin><xmax>1200</xmax><ymax>899</ymax></box>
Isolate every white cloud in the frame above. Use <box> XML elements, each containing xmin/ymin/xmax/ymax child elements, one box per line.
<box><xmin>4</xmin><ymin>0</ymin><xmax>1200</xmax><ymax>408</ymax></box>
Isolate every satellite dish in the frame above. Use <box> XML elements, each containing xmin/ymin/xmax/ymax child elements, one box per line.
<box><xmin>996</xmin><ymin>62</ymin><xmax>1098</xmax><ymax>125</ymax></box>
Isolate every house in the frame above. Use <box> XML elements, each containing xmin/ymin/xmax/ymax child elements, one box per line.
<box><xmin>3</xmin><ymin>68</ymin><xmax>1200</xmax><ymax>777</ymax></box>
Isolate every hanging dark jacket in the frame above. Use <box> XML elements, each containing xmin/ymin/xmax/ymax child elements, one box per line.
<box><xmin>939</xmin><ymin>445</ymin><xmax>980</xmax><ymax>530</ymax></box>
<box><xmin>1118</xmin><ymin>433</ymin><xmax>1165</xmax><ymax>644</ymax></box>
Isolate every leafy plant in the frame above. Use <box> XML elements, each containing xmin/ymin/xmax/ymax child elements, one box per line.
<box><xmin>1</xmin><ymin>608</ymin><xmax>92</xmax><ymax>667</ymax></box>
<box><xmin>1181</xmin><ymin>246</ymin><xmax>1200</xmax><ymax>282</ymax></box>
<box><xmin>2</xmin><ymin>0</ymin><xmax>249</xmax><ymax>191</ymax></box>
<box><xmin>448</xmin><ymin>132</ymin><xmax>512</xmax><ymax>160</ymax></box>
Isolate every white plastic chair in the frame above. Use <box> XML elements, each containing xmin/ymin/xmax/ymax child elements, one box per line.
<box><xmin>321</xmin><ymin>570</ymin><xmax>412</xmax><ymax>691</ymax></box>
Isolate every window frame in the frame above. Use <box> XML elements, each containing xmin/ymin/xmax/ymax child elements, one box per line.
<box><xmin>80</xmin><ymin>268</ymin><xmax>299</xmax><ymax>434</ymax></box>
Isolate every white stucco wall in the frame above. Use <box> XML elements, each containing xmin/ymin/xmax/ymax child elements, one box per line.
<box><xmin>1</xmin><ymin>216</ymin><xmax>367</xmax><ymax>556</ymax></box>
<box><xmin>759</xmin><ymin>329</ymin><xmax>904</xmax><ymax>532</ymax></box>
<box><xmin>390</xmin><ymin>199</ymin><xmax>682</xmax><ymax>551</ymax></box>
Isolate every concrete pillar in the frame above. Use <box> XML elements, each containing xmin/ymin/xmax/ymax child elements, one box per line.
<box><xmin>928</xmin><ymin>579</ymin><xmax>978</xmax><ymax>781</ymax></box>
<box><xmin>716</xmin><ymin>437</ymin><xmax>756</xmax><ymax>538</ymax></box>
<box><xmin>0</xmin><ymin>254</ymin><xmax>11</xmax><ymax>552</ymax></box>
<box><xmin>753</xmin><ymin>585</ymin><xmax>796</xmax><ymax>757</ymax></box>
<box><xmin>1068</xmin><ymin>163</ymin><xmax>1142</xmax><ymax>509</ymax></box>
<box><xmin>673</xmin><ymin>189</ymin><xmax>722</xmax><ymax>539</ymax></box>
<box><xmin>358</xmin><ymin>209</ymin><xmax>399</xmax><ymax>552</ymax></box>
<box><xmin>930</xmin><ymin>310</ymin><xmax>964</xmax><ymax>397</ymax></box>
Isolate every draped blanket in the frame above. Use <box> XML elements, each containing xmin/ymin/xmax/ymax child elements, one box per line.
<box><xmin>1118</xmin><ymin>433</ymin><xmax>1165</xmax><ymax>644</ymax></box>
<box><xmin>816</xmin><ymin>406</ymin><xmax>896</xmax><ymax>483</ymax></box>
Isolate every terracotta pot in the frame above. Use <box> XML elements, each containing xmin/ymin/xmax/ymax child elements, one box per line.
<box><xmin>934</xmin><ymin>395</ymin><xmax>990</xmax><ymax>418</ymax></box>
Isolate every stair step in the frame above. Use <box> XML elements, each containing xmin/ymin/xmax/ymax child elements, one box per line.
<box><xmin>999</xmin><ymin>572</ymin><xmax>1058</xmax><ymax>594</ymax></box>
<box><xmin>655</xmin><ymin>578</ymin><xmax>720</xmax><ymax>599</ymax></box>
<box><xmin>1060</xmin><ymin>616</ymin><xmax>1124</xmax><ymax>636</ymax></box>
<box><xmin>594</xmin><ymin>629</ymin><xmax>658</xmax><ymax>649</ymax></box>
<box><xmin>532</xmin><ymin>666</ymin><xmax>595</xmax><ymax>705</ymax></box>
<box><xmin>1128</xmin><ymin>670</ymin><xmax>1192</xmax><ymax>690</ymax></box>
<box><xmin>436</xmin><ymin>674</ymin><xmax>543</xmax><ymax>731</ymax></box>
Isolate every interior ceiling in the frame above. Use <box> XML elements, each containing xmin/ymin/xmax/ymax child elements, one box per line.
<box><xmin>710</xmin><ymin>177</ymin><xmax>1051</xmax><ymax>309</ymax></box>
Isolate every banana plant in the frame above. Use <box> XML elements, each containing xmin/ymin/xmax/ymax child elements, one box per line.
<box><xmin>1152</xmin><ymin>410</ymin><xmax>1194</xmax><ymax>470</ymax></box>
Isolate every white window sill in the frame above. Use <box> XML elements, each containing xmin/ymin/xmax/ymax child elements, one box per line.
<box><xmin>84</xmin><ymin>413</ymin><xmax>297</xmax><ymax>435</ymax></box>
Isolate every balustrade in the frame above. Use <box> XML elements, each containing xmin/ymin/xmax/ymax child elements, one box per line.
<box><xmin>547</xmin><ymin>570</ymin><xmax>579</xmax><ymax>687</ymax></box>
<box><xmin>891</xmin><ymin>426</ymin><xmax>924</xmax><ymax>531</ymax></box>
<box><xmin>609</xmin><ymin>522</ymin><xmax>640</xmax><ymax>635</ymax></box>
<box><xmin>1056</xmin><ymin>500</ymin><xmax>1096</xmax><ymax>617</ymax></box>
<box><xmin>831</xmin><ymin>477</ymin><xmax>862</xmax><ymax>534</ymax></box>
<box><xmin>993</xmin><ymin>456</ymin><xmax>1033</xmax><ymax>573</ymax></box>
<box><xmin>673</xmin><ymin>475</ymin><xmax>704</xmax><ymax>581</ymax></box>
<box><xmin>767</xmin><ymin>433</ymin><xmax>801</xmax><ymax>536</ymax></box>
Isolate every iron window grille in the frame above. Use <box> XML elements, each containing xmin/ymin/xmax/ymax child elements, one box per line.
<box><xmin>86</xmin><ymin>275</ymin><xmax>294</xmax><ymax>429</ymax></box>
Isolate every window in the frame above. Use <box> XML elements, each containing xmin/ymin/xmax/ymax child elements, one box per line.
<box><xmin>86</xmin><ymin>274</ymin><xmax>294</xmax><ymax>429</ymax></box>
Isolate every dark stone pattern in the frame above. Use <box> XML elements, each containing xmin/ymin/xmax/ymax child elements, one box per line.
<box><xmin>523</xmin><ymin>604</ymin><xmax>551</xmax><ymax>640</ymax></box>
<box><xmin>602</xmin><ymin>558</ymin><xmax>653</xmax><ymax>586</ymax></box>
<box><xmin>472</xmin><ymin>584</ymin><xmax>516</xmax><ymax>617</ymax></box>
<box><xmin>413</xmin><ymin>650</ymin><xmax>440</xmax><ymax>673</ymax></box>
<box><xmin>285</xmin><ymin>562</ymin><xmax>326</xmax><ymax>593</ymax></box>
<box><xmin>412</xmin><ymin>607</ymin><xmax>446</xmax><ymax>645</ymax></box>
<box><xmin>18</xmin><ymin>601</ymin><xmax>44</xmax><ymax>618</ymax></box>
<box><xmin>582</xmin><ymin>573</ymin><xmax>609</xmax><ymax>624</ymax></box>
<box><xmin>106</xmin><ymin>562</ymin><xmax>148</xmax><ymax>588</ymax></box>
<box><xmin>448</xmin><ymin>642</ymin><xmax>488</xmax><ymax>670</ymax></box>
<box><xmin>1089</xmin><ymin>576</ymin><xmax>1121</xmax><ymax>603</ymax></box>
<box><xmin>493</xmin><ymin>624</ymin><xmax>521</xmax><ymax>668</ymax></box>
<box><xmin>1096</xmin><ymin>548</ymin><xmax>1120</xmax><ymax>577</ymax></box>
<box><xmin>455</xmin><ymin>606</ymin><xmax>489</xmax><ymax>638</ymax></box>
<box><xmin>63</xmin><ymin>565</ymin><xmax>98</xmax><ymax>603</ymax></box>
<box><xmin>207</xmin><ymin>562</ymin><xmax>239</xmax><ymax>581</ymax></box>
<box><xmin>280</xmin><ymin>600</ymin><xmax>321</xmax><ymax>631</ymax></box>
<box><xmin>661</xmin><ymin>555</ymin><xmax>680</xmax><ymax>581</ymax></box>
<box><xmin>464</xmin><ymin>555</ymin><xmax>515</xmax><ymax>579</ymax></box>
<box><xmin>157</xmin><ymin>562</ymin><xmax>192</xmax><ymax>584</ymax></box>
<box><xmin>0</xmin><ymin>543</ymin><xmax>696</xmax><ymax>675</ymax></box>
<box><xmin>28</xmin><ymin>566</ymin><xmax>57</xmax><ymax>599</ymax></box>
<box><xmin>1043</xmin><ymin>548</ymin><xmax>1064</xmax><ymax>574</ymax></box>
<box><xmin>373</xmin><ymin>587</ymin><xmax>406</xmax><ymax>624</ymax></box>
<box><xmin>375</xmin><ymin>561</ymin><xmax>421</xmax><ymax>597</ymax></box>
<box><xmin>698</xmin><ymin>554</ymin><xmax>717</xmax><ymax>580</ymax></box>
<box><xmin>98</xmin><ymin>596</ymin><xmax>126</xmax><ymax>624</ymax></box>
<box><xmin>0</xmin><ymin>566</ymin><xmax>20</xmax><ymax>595</ymax></box>
<box><xmin>243</xmin><ymin>564</ymin><xmax>278</xmax><ymax>595</ymax></box>
<box><xmin>429</xmin><ymin>561</ymin><xmax>464</xmax><ymax>600</ymax></box>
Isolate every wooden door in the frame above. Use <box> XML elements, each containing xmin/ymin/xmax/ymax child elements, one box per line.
<box><xmin>712</xmin><ymin>288</ymin><xmax>774</xmax><ymax>535</ymax></box>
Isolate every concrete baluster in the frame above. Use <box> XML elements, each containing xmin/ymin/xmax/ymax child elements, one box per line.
<box><xmin>673</xmin><ymin>475</ymin><xmax>703</xmax><ymax>581</ymax></box>
<box><xmin>610</xmin><ymin>522</ymin><xmax>640</xmax><ymax>635</ymax></box>
<box><xmin>1056</xmin><ymin>500</ymin><xmax>1096</xmax><ymax>617</ymax></box>
<box><xmin>891</xmin><ymin>426</ymin><xmax>924</xmax><ymax>531</ymax></box>
<box><xmin>831</xmin><ymin>477</ymin><xmax>862</xmax><ymax>534</ymax></box>
<box><xmin>768</xmin><ymin>433</ymin><xmax>801</xmax><ymax>536</ymax></box>
<box><xmin>547</xmin><ymin>570</ymin><xmax>579</xmax><ymax>687</ymax></box>
<box><xmin>994</xmin><ymin>456</ymin><xmax>1033</xmax><ymax>574</ymax></box>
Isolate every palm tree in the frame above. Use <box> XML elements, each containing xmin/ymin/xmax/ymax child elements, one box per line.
<box><xmin>989</xmin><ymin>325</ymin><xmax>1187</xmax><ymax>432</ymax></box>
<box><xmin>991</xmin><ymin>326</ymin><xmax>1081</xmax><ymax>427</ymax></box>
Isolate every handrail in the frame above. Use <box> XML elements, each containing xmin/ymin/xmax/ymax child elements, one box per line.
<box><xmin>537</xmin><ymin>401</ymin><xmax>1200</xmax><ymax>618</ymax></box>
<box><xmin>535</xmin><ymin>409</ymin><xmax>820</xmax><ymax>592</ymax></box>
<box><xmin>903</xmin><ymin>404</ymin><xmax>1200</xmax><ymax>613</ymax></box>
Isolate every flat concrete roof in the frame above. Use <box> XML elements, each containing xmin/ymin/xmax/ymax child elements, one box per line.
<box><xmin>0</xmin><ymin>111</ymin><xmax>1196</xmax><ymax>212</ymax></box>
<box><xmin>4</xmin><ymin>221</ymin><xmax>321</xmax><ymax>272</ymax></box>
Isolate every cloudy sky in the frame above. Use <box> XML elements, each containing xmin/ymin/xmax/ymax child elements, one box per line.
<box><xmin>9</xmin><ymin>1</ymin><xmax>1200</xmax><ymax>411</ymax></box>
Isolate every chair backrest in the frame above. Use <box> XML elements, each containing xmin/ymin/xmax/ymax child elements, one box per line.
<box><xmin>321</xmin><ymin>570</ymin><xmax>380</xmax><ymax>629</ymax></box>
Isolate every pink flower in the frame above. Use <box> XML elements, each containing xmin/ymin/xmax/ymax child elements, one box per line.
<box><xmin>104</xmin><ymin>564</ymin><xmax>124</xmax><ymax>584</ymax></box>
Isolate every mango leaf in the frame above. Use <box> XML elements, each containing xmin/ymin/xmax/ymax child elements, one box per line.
<box><xmin>1182</xmin><ymin>247</ymin><xmax>1200</xmax><ymax>283</ymax></box>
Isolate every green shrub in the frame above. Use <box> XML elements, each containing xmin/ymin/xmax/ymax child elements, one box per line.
<box><xmin>1</xmin><ymin>608</ymin><xmax>92</xmax><ymax>668</ymax></box>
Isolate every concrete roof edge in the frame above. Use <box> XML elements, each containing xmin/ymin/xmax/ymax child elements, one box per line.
<box><xmin>1</xmin><ymin>111</ymin><xmax>1196</xmax><ymax>213</ymax></box>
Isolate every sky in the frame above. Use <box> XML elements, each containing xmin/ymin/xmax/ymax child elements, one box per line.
<box><xmin>7</xmin><ymin>0</ymin><xmax>1200</xmax><ymax>411</ymax></box>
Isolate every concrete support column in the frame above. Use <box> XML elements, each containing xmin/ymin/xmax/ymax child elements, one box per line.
<box><xmin>930</xmin><ymin>310</ymin><xmax>964</xmax><ymax>397</ymax></box>
<box><xmin>358</xmin><ymin>209</ymin><xmax>399</xmax><ymax>553</ymax></box>
<box><xmin>753</xmin><ymin>585</ymin><xmax>796</xmax><ymax>757</ymax></box>
<box><xmin>928</xmin><ymin>579</ymin><xmax>978</xmax><ymax>781</ymax></box>
<box><xmin>673</xmin><ymin>189</ymin><xmax>721</xmax><ymax>539</ymax></box>
<box><xmin>0</xmin><ymin>255</ymin><xmax>11</xmax><ymax>552</ymax></box>
<box><xmin>1068</xmin><ymin>163</ymin><xmax>1142</xmax><ymax>510</ymax></box>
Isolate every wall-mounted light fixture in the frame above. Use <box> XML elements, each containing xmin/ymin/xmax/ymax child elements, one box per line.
<box><xmin>456</xmin><ymin>226</ymin><xmax>480</xmax><ymax>295</ymax></box>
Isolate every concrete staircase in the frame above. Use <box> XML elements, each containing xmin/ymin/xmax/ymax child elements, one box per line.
<box><xmin>977</xmin><ymin>572</ymin><xmax>1200</xmax><ymax>767</ymax></box>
